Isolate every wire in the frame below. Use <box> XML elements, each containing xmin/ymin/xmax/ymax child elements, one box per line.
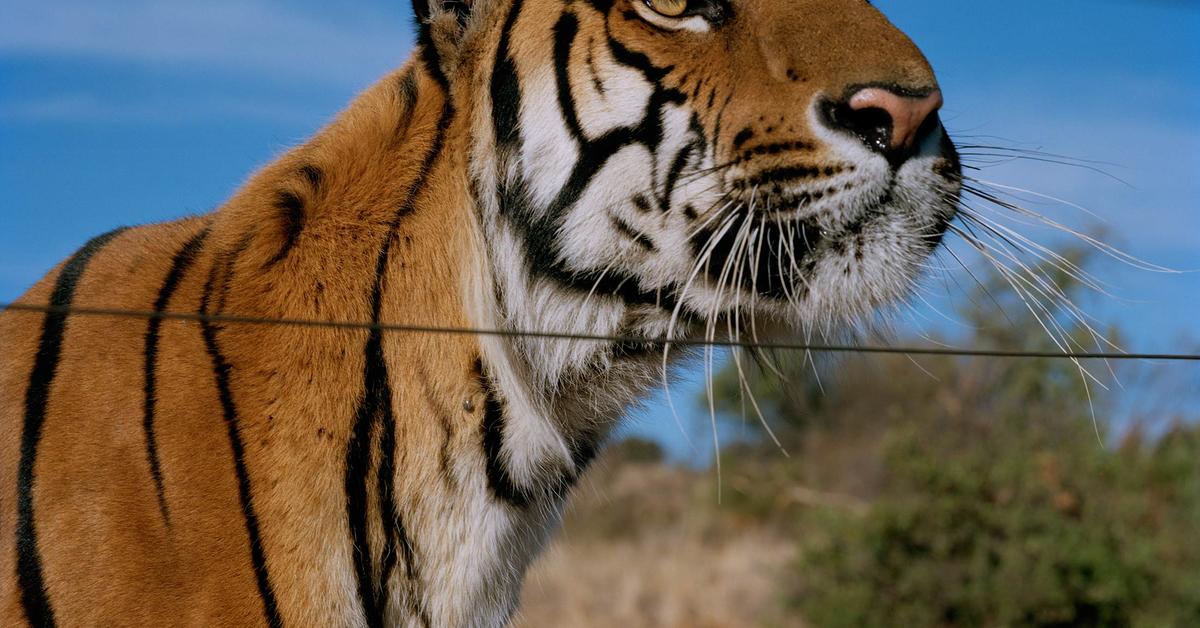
<box><xmin>3</xmin><ymin>302</ymin><xmax>1198</xmax><ymax>362</ymax></box>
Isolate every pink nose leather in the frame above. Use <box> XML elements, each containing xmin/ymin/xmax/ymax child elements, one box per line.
<box><xmin>848</xmin><ymin>88</ymin><xmax>944</xmax><ymax>152</ymax></box>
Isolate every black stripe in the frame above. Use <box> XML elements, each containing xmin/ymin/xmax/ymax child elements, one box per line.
<box><xmin>491</xmin><ymin>5</ymin><xmax>695</xmax><ymax>315</ymax></box>
<box><xmin>476</xmin><ymin>361</ymin><xmax>533</xmax><ymax>509</ymax></box>
<box><xmin>737</xmin><ymin>140</ymin><xmax>818</xmax><ymax>163</ymax></box>
<box><xmin>344</xmin><ymin>263</ymin><xmax>386</xmax><ymax>626</ymax></box>
<box><xmin>734</xmin><ymin>165</ymin><xmax>828</xmax><ymax>189</ymax></box>
<box><xmin>478</xmin><ymin>1</ymin><xmax>693</xmax><ymax>504</ymax></box>
<box><xmin>661</xmin><ymin>141</ymin><xmax>696</xmax><ymax>212</ymax></box>
<box><xmin>391</xmin><ymin>69</ymin><xmax>422</xmax><ymax>143</ymax></box>
<box><xmin>265</xmin><ymin>191</ymin><xmax>306</xmax><ymax>268</ymax></box>
<box><xmin>490</xmin><ymin>0</ymin><xmax>525</xmax><ymax>154</ymax></box>
<box><xmin>377</xmin><ymin>385</ymin><xmax>416</xmax><ymax>586</ymax></box>
<box><xmin>17</xmin><ymin>227</ymin><xmax>127</xmax><ymax>628</ymax></box>
<box><xmin>264</xmin><ymin>159</ymin><xmax>323</xmax><ymax>272</ymax></box>
<box><xmin>477</xmin><ymin>359</ymin><xmax>593</xmax><ymax>508</ymax></box>
<box><xmin>143</xmin><ymin>227</ymin><xmax>211</xmax><ymax>526</ymax></box>
<box><xmin>398</xmin><ymin>70</ymin><xmax>420</xmax><ymax>112</ymax></box>
<box><xmin>216</xmin><ymin>234</ymin><xmax>254</xmax><ymax>315</ymax></box>
<box><xmin>345</xmin><ymin>69</ymin><xmax>454</xmax><ymax>627</ymax></box>
<box><xmin>199</xmin><ymin>254</ymin><xmax>283</xmax><ymax>628</ymax></box>
<box><xmin>416</xmin><ymin>22</ymin><xmax>451</xmax><ymax>91</ymax></box>
<box><xmin>497</xmin><ymin>173</ymin><xmax>685</xmax><ymax>312</ymax></box>
<box><xmin>346</xmin><ymin>256</ymin><xmax>422</xmax><ymax>628</ymax></box>
<box><xmin>566</xmin><ymin>427</ymin><xmax>602</xmax><ymax>478</ymax></box>
<box><xmin>609</xmin><ymin>214</ymin><xmax>656</xmax><ymax>252</ymax></box>
<box><xmin>553</xmin><ymin>12</ymin><xmax>585</xmax><ymax>143</ymax></box>
<box><xmin>604</xmin><ymin>32</ymin><xmax>673</xmax><ymax>83</ymax></box>
<box><xmin>712</xmin><ymin>92</ymin><xmax>732</xmax><ymax>158</ymax></box>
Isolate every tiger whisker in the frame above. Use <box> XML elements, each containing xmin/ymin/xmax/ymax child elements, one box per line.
<box><xmin>715</xmin><ymin>190</ymin><xmax>787</xmax><ymax>455</ymax></box>
<box><xmin>958</xmin><ymin>205</ymin><xmax>1113</xmax><ymax>298</ymax></box>
<box><xmin>659</xmin><ymin>205</ymin><xmax>741</xmax><ymax>453</ymax></box>
<box><xmin>965</xmin><ymin>176</ymin><xmax>1107</xmax><ymax>222</ymax></box>
<box><xmin>948</xmin><ymin>223</ymin><xmax>1110</xmax><ymax>394</ymax></box>
<box><xmin>962</xmin><ymin>184</ymin><xmax>1179</xmax><ymax>273</ymax></box>
<box><xmin>703</xmin><ymin>186</ymin><xmax>764</xmax><ymax>499</ymax></box>
<box><xmin>958</xmin><ymin>212</ymin><xmax>1124</xmax><ymax>354</ymax></box>
<box><xmin>938</xmin><ymin>239</ymin><xmax>1015</xmax><ymax>329</ymax></box>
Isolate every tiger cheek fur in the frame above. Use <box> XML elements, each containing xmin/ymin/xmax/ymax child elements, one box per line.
<box><xmin>0</xmin><ymin>0</ymin><xmax>960</xmax><ymax>626</ymax></box>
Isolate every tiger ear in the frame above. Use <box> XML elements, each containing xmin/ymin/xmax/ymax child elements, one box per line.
<box><xmin>413</xmin><ymin>0</ymin><xmax>473</xmax><ymax>29</ymax></box>
<box><xmin>413</xmin><ymin>0</ymin><xmax>476</xmax><ymax>82</ymax></box>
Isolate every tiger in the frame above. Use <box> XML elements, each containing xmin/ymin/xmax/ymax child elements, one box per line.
<box><xmin>0</xmin><ymin>0</ymin><xmax>961</xmax><ymax>625</ymax></box>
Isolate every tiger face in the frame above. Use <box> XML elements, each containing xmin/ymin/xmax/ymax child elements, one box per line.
<box><xmin>461</xmin><ymin>0</ymin><xmax>961</xmax><ymax>341</ymax></box>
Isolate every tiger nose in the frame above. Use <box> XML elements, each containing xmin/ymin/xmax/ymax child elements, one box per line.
<box><xmin>826</xmin><ymin>87</ymin><xmax>944</xmax><ymax>164</ymax></box>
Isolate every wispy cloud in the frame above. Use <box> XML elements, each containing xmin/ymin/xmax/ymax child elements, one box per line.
<box><xmin>0</xmin><ymin>0</ymin><xmax>413</xmax><ymax>86</ymax></box>
<box><xmin>0</xmin><ymin>92</ymin><xmax>330</xmax><ymax>125</ymax></box>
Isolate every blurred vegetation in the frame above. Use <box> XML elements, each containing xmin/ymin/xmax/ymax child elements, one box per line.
<box><xmin>522</xmin><ymin>248</ymin><xmax>1199</xmax><ymax>627</ymax></box>
<box><xmin>711</xmin><ymin>248</ymin><xmax>1200</xmax><ymax>627</ymax></box>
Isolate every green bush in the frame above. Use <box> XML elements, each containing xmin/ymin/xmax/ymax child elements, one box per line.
<box><xmin>788</xmin><ymin>416</ymin><xmax>1200</xmax><ymax>628</ymax></box>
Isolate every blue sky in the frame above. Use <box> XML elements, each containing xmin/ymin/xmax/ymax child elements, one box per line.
<box><xmin>2</xmin><ymin>1</ymin><xmax>1198</xmax><ymax>459</ymax></box>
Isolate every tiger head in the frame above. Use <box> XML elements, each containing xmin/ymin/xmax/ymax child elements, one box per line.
<box><xmin>426</xmin><ymin>0</ymin><xmax>961</xmax><ymax>343</ymax></box>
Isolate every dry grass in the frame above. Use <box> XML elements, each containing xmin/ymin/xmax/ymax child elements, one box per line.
<box><xmin>515</xmin><ymin>458</ymin><xmax>803</xmax><ymax>628</ymax></box>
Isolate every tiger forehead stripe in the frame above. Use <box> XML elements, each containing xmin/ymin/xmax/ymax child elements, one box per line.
<box><xmin>1</xmin><ymin>0</ymin><xmax>965</xmax><ymax>624</ymax></box>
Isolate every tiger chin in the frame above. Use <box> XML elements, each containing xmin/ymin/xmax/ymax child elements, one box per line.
<box><xmin>1</xmin><ymin>0</ymin><xmax>960</xmax><ymax>625</ymax></box>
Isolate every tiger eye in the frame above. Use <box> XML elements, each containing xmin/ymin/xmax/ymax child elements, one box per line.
<box><xmin>647</xmin><ymin>0</ymin><xmax>688</xmax><ymax>18</ymax></box>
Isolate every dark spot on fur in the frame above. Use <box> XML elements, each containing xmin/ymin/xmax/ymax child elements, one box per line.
<box><xmin>299</xmin><ymin>164</ymin><xmax>323</xmax><ymax>190</ymax></box>
<box><xmin>264</xmin><ymin>192</ymin><xmax>305</xmax><ymax>268</ymax></box>
<box><xmin>733</xmin><ymin>128</ymin><xmax>755</xmax><ymax>149</ymax></box>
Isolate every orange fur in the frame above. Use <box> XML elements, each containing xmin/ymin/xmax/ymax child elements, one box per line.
<box><xmin>1</xmin><ymin>1</ymin><xmax>954</xmax><ymax>624</ymax></box>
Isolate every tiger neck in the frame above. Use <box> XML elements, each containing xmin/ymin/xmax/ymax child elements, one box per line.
<box><xmin>219</xmin><ymin>52</ymin><xmax>678</xmax><ymax>623</ymax></box>
<box><xmin>451</xmin><ymin>115</ymin><xmax>681</xmax><ymax>509</ymax></box>
<box><xmin>275</xmin><ymin>57</ymin><xmax>640</xmax><ymax>499</ymax></box>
